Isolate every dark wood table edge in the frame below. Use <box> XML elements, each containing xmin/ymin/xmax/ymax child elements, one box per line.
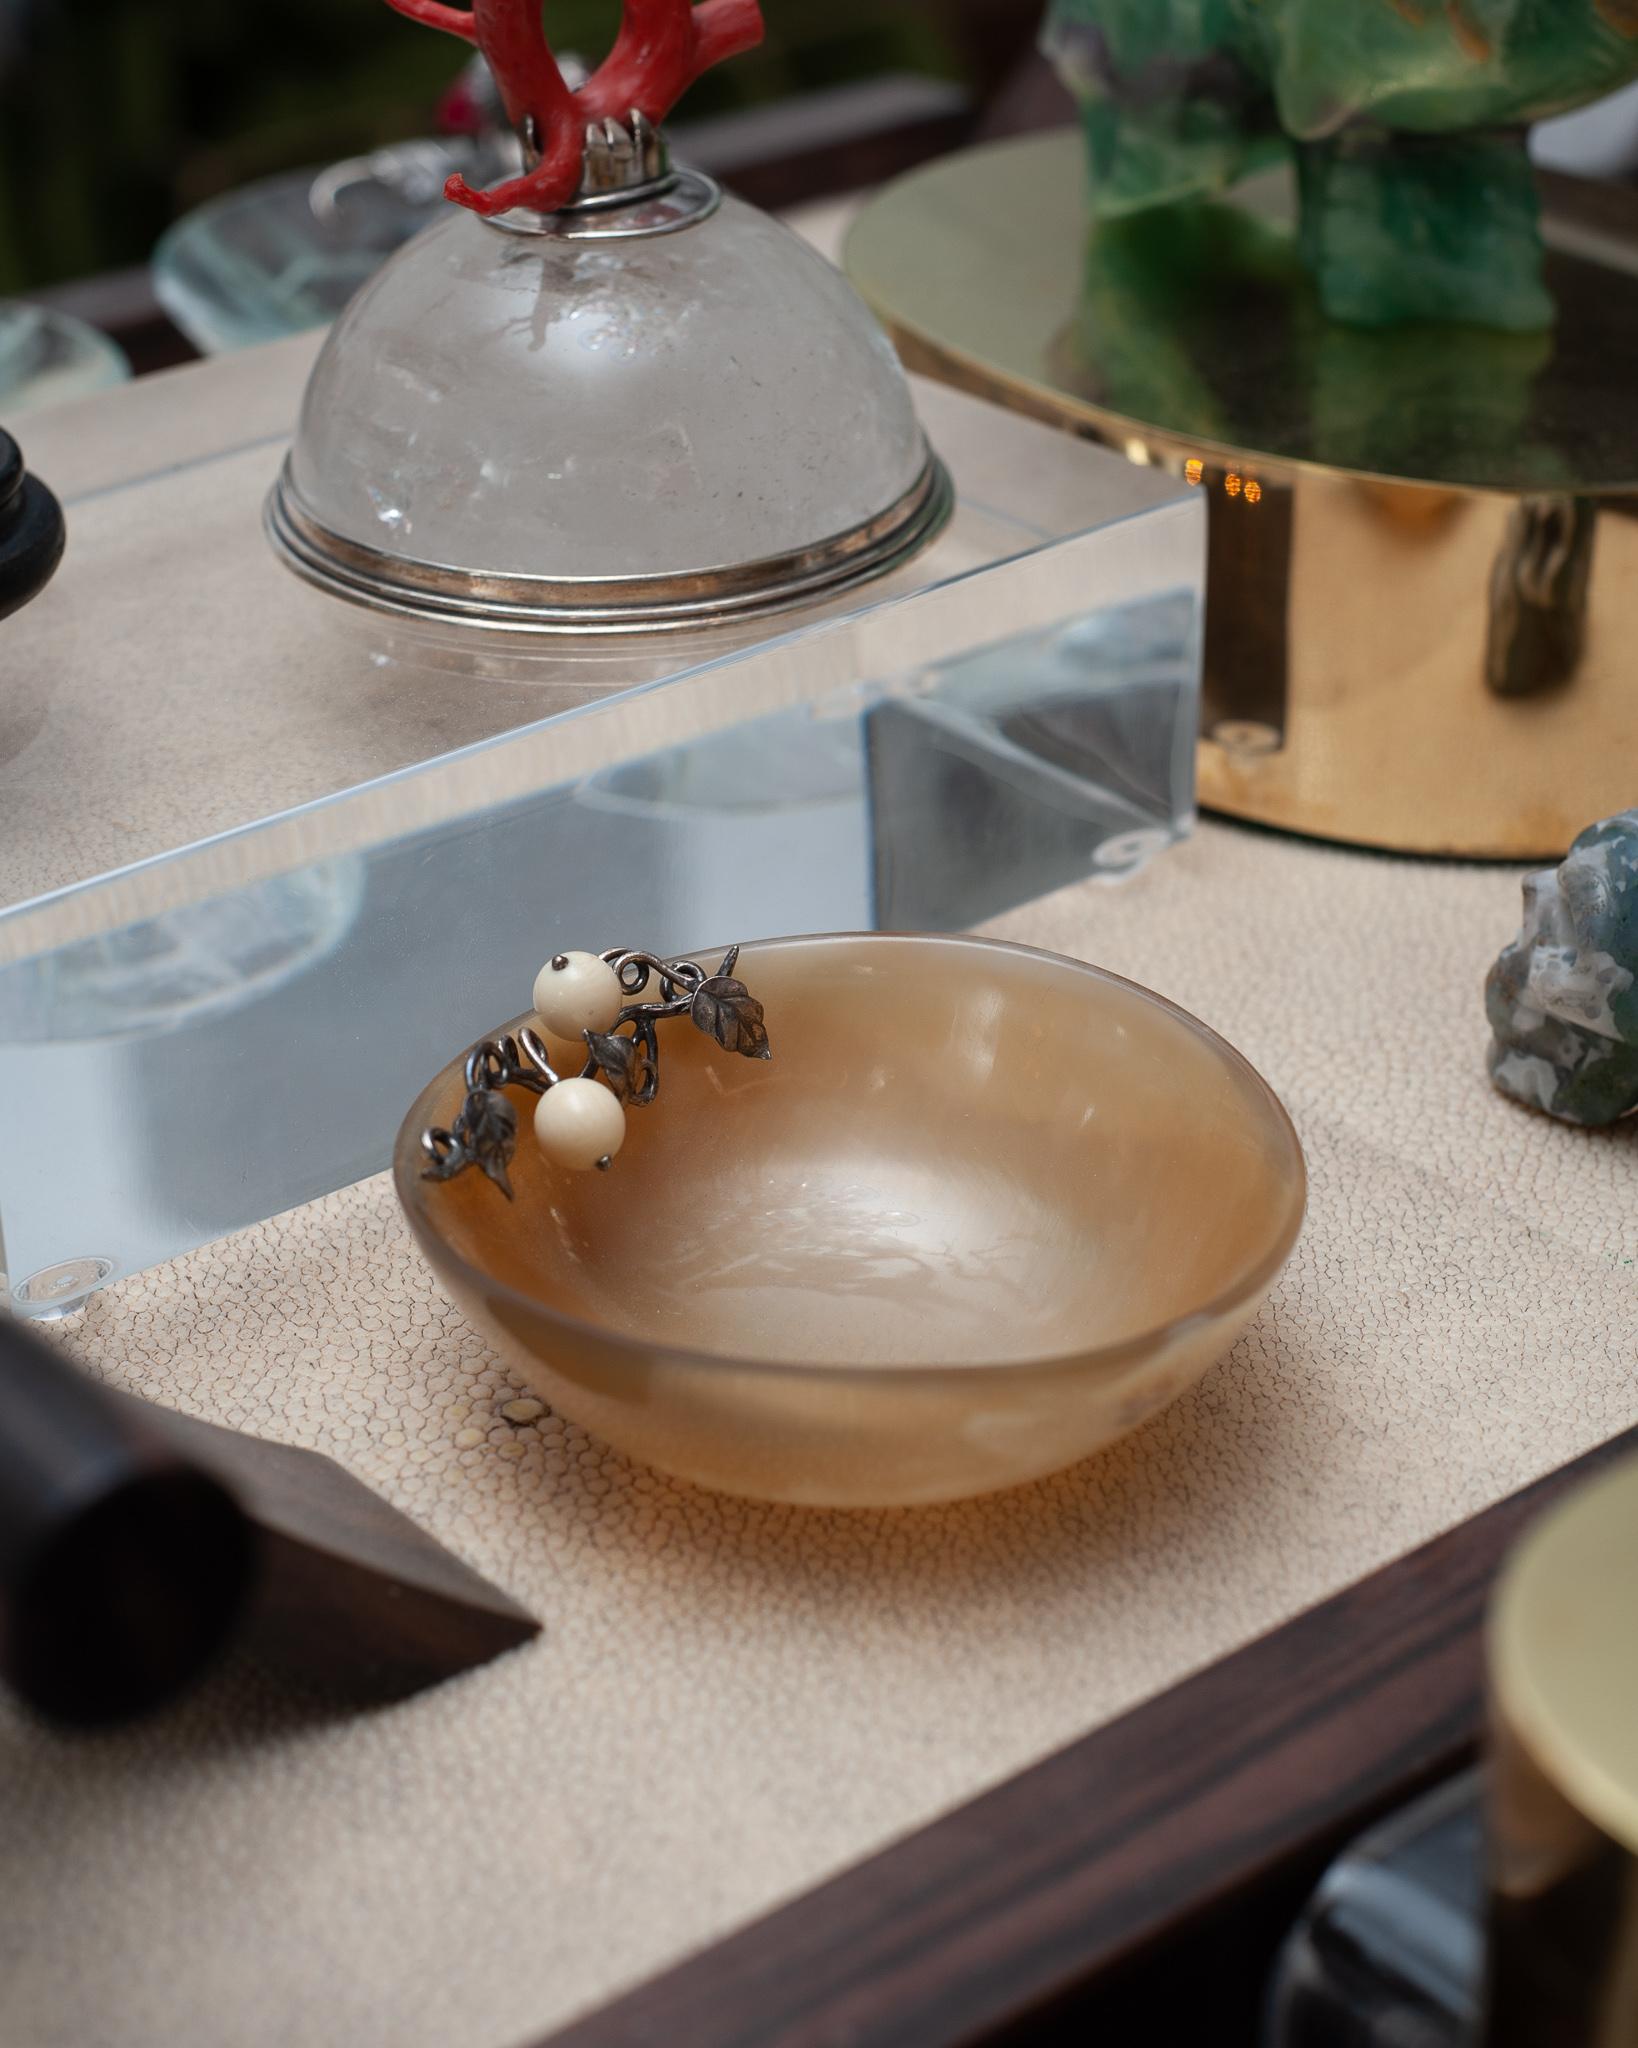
<box><xmin>533</xmin><ymin>1426</ymin><xmax>1638</xmax><ymax>2048</ymax></box>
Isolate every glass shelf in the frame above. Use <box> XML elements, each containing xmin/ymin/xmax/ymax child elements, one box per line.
<box><xmin>0</xmin><ymin>374</ymin><xmax>1202</xmax><ymax>1313</ymax></box>
<box><xmin>151</xmin><ymin>137</ymin><xmax>520</xmax><ymax>355</ymax></box>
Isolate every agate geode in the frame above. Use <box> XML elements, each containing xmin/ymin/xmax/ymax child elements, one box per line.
<box><xmin>1487</xmin><ymin>811</ymin><xmax>1638</xmax><ymax>1126</ymax></box>
<box><xmin>1045</xmin><ymin>0</ymin><xmax>1638</xmax><ymax>330</ymax></box>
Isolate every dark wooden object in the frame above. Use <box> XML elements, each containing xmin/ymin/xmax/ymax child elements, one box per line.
<box><xmin>0</xmin><ymin>1313</ymin><xmax>537</xmax><ymax>1724</ymax></box>
<box><xmin>0</xmin><ymin>427</ymin><xmax>65</xmax><ymax>623</ymax></box>
<box><xmin>538</xmin><ymin>1427</ymin><xmax>1638</xmax><ymax>2048</ymax></box>
<box><xmin>143</xmin><ymin>1394</ymin><xmax>541</xmax><ymax>1706</ymax></box>
<box><xmin>0</xmin><ymin>1312</ymin><xmax>254</xmax><ymax>1723</ymax></box>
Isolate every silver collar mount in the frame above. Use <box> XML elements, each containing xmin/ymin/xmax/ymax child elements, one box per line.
<box><xmin>490</xmin><ymin>110</ymin><xmax>721</xmax><ymax>241</ymax></box>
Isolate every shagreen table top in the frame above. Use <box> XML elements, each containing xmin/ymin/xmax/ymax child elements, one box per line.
<box><xmin>4</xmin><ymin>811</ymin><xmax>1634</xmax><ymax>2048</ymax></box>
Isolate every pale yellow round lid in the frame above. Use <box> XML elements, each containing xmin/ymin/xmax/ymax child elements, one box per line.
<box><xmin>1491</xmin><ymin>1452</ymin><xmax>1638</xmax><ymax>1854</ymax></box>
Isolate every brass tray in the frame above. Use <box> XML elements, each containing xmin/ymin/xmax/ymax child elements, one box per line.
<box><xmin>846</xmin><ymin>132</ymin><xmax>1638</xmax><ymax>858</ymax></box>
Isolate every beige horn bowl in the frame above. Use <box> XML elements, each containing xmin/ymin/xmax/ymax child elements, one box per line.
<box><xmin>394</xmin><ymin>933</ymin><xmax>1306</xmax><ymax>1507</ymax></box>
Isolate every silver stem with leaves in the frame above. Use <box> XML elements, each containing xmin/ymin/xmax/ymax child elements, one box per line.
<box><xmin>421</xmin><ymin>946</ymin><xmax>770</xmax><ymax>1199</ymax></box>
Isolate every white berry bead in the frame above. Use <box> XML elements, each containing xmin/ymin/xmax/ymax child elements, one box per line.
<box><xmin>533</xmin><ymin>951</ymin><xmax>624</xmax><ymax>1041</ymax></box>
<box><xmin>533</xmin><ymin>1079</ymin><xmax>626</xmax><ymax>1172</ymax></box>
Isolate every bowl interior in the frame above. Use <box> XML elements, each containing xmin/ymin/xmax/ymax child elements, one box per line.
<box><xmin>396</xmin><ymin>935</ymin><xmax>1304</xmax><ymax>1372</ymax></box>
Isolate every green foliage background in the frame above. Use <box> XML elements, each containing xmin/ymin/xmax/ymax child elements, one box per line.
<box><xmin>0</xmin><ymin>0</ymin><xmax>961</xmax><ymax>291</ymax></box>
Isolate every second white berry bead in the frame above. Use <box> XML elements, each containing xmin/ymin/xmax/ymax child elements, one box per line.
<box><xmin>534</xmin><ymin>1079</ymin><xmax>626</xmax><ymax>1171</ymax></box>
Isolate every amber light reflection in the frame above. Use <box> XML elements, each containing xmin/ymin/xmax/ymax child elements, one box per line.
<box><xmin>1185</xmin><ymin>457</ymin><xmax>1262</xmax><ymax>503</ymax></box>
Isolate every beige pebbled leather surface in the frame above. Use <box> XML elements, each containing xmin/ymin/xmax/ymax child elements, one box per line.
<box><xmin>3</xmin><ymin>818</ymin><xmax>1635</xmax><ymax>2048</ymax></box>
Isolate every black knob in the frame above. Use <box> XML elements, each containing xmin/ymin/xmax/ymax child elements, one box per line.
<box><xmin>0</xmin><ymin>1313</ymin><xmax>259</xmax><ymax>1725</ymax></box>
<box><xmin>0</xmin><ymin>427</ymin><xmax>66</xmax><ymax>624</ymax></box>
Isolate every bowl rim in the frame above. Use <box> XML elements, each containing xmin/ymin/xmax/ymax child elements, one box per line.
<box><xmin>392</xmin><ymin>931</ymin><xmax>1308</xmax><ymax>1382</ymax></box>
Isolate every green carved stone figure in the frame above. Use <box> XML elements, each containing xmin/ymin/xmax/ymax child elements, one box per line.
<box><xmin>1044</xmin><ymin>0</ymin><xmax>1638</xmax><ymax>328</ymax></box>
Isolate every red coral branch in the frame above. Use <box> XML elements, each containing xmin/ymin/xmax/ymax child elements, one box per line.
<box><xmin>581</xmin><ymin>0</ymin><xmax>765</xmax><ymax>123</ymax></box>
<box><xmin>435</xmin><ymin>0</ymin><xmax>583</xmax><ymax>214</ymax></box>
<box><xmin>381</xmin><ymin>0</ymin><xmax>478</xmax><ymax>41</ymax></box>
<box><xmin>386</xmin><ymin>0</ymin><xmax>766</xmax><ymax>216</ymax></box>
<box><xmin>684</xmin><ymin>0</ymin><xmax>767</xmax><ymax>78</ymax></box>
<box><xmin>444</xmin><ymin>138</ymin><xmax>587</xmax><ymax>218</ymax></box>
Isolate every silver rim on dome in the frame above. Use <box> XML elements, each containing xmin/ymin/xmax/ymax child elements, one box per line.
<box><xmin>484</xmin><ymin>165</ymin><xmax>722</xmax><ymax>240</ymax></box>
<box><xmin>264</xmin><ymin>447</ymin><xmax>954</xmax><ymax>636</ymax></box>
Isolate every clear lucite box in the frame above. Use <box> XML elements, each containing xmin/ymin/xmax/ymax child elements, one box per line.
<box><xmin>1</xmin><ymin>361</ymin><xmax>1201</xmax><ymax>1316</ymax></box>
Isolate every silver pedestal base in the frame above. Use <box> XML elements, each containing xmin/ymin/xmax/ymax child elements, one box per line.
<box><xmin>265</xmin><ymin>450</ymin><xmax>954</xmax><ymax>636</ymax></box>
